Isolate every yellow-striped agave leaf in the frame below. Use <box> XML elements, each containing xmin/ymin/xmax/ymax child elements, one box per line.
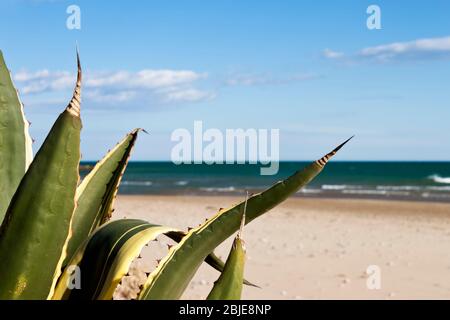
<box><xmin>65</xmin><ymin>129</ymin><xmax>141</xmax><ymax>264</ymax></box>
<box><xmin>55</xmin><ymin>219</ymin><xmax>178</xmax><ymax>300</ymax></box>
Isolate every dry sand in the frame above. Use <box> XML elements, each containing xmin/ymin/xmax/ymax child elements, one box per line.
<box><xmin>113</xmin><ymin>195</ymin><xmax>450</xmax><ymax>300</ymax></box>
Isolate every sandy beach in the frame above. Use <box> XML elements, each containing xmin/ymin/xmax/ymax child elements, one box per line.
<box><xmin>113</xmin><ymin>195</ymin><xmax>450</xmax><ymax>300</ymax></box>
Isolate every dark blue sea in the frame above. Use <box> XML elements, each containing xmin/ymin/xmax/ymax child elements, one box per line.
<box><xmin>80</xmin><ymin>161</ymin><xmax>450</xmax><ymax>202</ymax></box>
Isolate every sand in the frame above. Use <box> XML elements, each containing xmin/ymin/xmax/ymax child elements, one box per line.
<box><xmin>113</xmin><ymin>195</ymin><xmax>450</xmax><ymax>300</ymax></box>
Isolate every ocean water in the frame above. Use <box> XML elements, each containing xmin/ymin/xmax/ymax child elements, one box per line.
<box><xmin>80</xmin><ymin>161</ymin><xmax>450</xmax><ymax>202</ymax></box>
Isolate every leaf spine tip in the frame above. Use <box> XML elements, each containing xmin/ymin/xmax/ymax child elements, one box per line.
<box><xmin>238</xmin><ymin>191</ymin><xmax>249</xmax><ymax>239</ymax></box>
<box><xmin>66</xmin><ymin>49</ymin><xmax>82</xmax><ymax>117</ymax></box>
<box><xmin>316</xmin><ymin>136</ymin><xmax>353</xmax><ymax>167</ymax></box>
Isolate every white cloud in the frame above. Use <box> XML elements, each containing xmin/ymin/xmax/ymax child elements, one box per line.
<box><xmin>322</xmin><ymin>49</ymin><xmax>344</xmax><ymax>59</ymax></box>
<box><xmin>133</xmin><ymin>70</ymin><xmax>206</xmax><ymax>88</ymax></box>
<box><xmin>84</xmin><ymin>71</ymin><xmax>129</xmax><ymax>88</ymax></box>
<box><xmin>85</xmin><ymin>89</ymin><xmax>138</xmax><ymax>103</ymax></box>
<box><xmin>324</xmin><ymin>36</ymin><xmax>450</xmax><ymax>62</ymax></box>
<box><xmin>14</xmin><ymin>69</ymin><xmax>51</xmax><ymax>81</ymax></box>
<box><xmin>163</xmin><ymin>88</ymin><xmax>216</xmax><ymax>102</ymax></box>
<box><xmin>85</xmin><ymin>70</ymin><xmax>206</xmax><ymax>89</ymax></box>
<box><xmin>14</xmin><ymin>70</ymin><xmax>73</xmax><ymax>94</ymax></box>
<box><xmin>21</xmin><ymin>82</ymin><xmax>48</xmax><ymax>94</ymax></box>
<box><xmin>13</xmin><ymin>68</ymin><xmax>214</xmax><ymax>105</ymax></box>
<box><xmin>358</xmin><ymin>36</ymin><xmax>450</xmax><ymax>61</ymax></box>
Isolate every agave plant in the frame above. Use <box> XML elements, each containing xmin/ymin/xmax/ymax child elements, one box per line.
<box><xmin>0</xmin><ymin>50</ymin><xmax>350</xmax><ymax>300</ymax></box>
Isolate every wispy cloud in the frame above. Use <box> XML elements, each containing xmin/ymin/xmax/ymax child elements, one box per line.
<box><xmin>324</xmin><ymin>36</ymin><xmax>450</xmax><ymax>63</ymax></box>
<box><xmin>84</xmin><ymin>89</ymin><xmax>138</xmax><ymax>103</ymax></box>
<box><xmin>225</xmin><ymin>72</ymin><xmax>320</xmax><ymax>86</ymax></box>
<box><xmin>15</xmin><ymin>70</ymin><xmax>73</xmax><ymax>94</ymax></box>
<box><xmin>84</xmin><ymin>70</ymin><xmax>206</xmax><ymax>89</ymax></box>
<box><xmin>322</xmin><ymin>48</ymin><xmax>344</xmax><ymax>59</ymax></box>
<box><xmin>162</xmin><ymin>88</ymin><xmax>216</xmax><ymax>102</ymax></box>
<box><xmin>13</xmin><ymin>68</ymin><xmax>214</xmax><ymax>107</ymax></box>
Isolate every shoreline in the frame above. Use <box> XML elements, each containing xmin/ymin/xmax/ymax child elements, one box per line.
<box><xmin>116</xmin><ymin>191</ymin><xmax>450</xmax><ymax>204</ymax></box>
<box><xmin>114</xmin><ymin>195</ymin><xmax>450</xmax><ymax>299</ymax></box>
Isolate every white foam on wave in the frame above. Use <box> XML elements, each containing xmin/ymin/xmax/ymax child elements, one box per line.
<box><xmin>342</xmin><ymin>189</ymin><xmax>410</xmax><ymax>196</ymax></box>
<box><xmin>321</xmin><ymin>184</ymin><xmax>352</xmax><ymax>190</ymax></box>
<box><xmin>343</xmin><ymin>189</ymin><xmax>386</xmax><ymax>195</ymax></box>
<box><xmin>175</xmin><ymin>181</ymin><xmax>188</xmax><ymax>186</ymax></box>
<box><xmin>376</xmin><ymin>185</ymin><xmax>421</xmax><ymax>191</ymax></box>
<box><xmin>426</xmin><ymin>186</ymin><xmax>450</xmax><ymax>191</ymax></box>
<box><xmin>428</xmin><ymin>174</ymin><xmax>450</xmax><ymax>184</ymax></box>
<box><xmin>298</xmin><ymin>188</ymin><xmax>322</xmax><ymax>194</ymax></box>
<box><xmin>421</xmin><ymin>192</ymin><xmax>450</xmax><ymax>199</ymax></box>
<box><xmin>376</xmin><ymin>185</ymin><xmax>450</xmax><ymax>192</ymax></box>
<box><xmin>200</xmin><ymin>186</ymin><xmax>236</xmax><ymax>192</ymax></box>
<box><xmin>121</xmin><ymin>181</ymin><xmax>153</xmax><ymax>186</ymax></box>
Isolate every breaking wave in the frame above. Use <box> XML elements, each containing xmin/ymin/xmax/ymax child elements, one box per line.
<box><xmin>428</xmin><ymin>174</ymin><xmax>450</xmax><ymax>184</ymax></box>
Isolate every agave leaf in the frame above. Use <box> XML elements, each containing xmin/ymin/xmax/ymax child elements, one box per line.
<box><xmin>0</xmin><ymin>51</ymin><xmax>33</xmax><ymax>224</ymax></box>
<box><xmin>52</xmin><ymin>231</ymin><xmax>89</xmax><ymax>300</ymax></box>
<box><xmin>55</xmin><ymin>219</ymin><xmax>177</xmax><ymax>300</ymax></box>
<box><xmin>65</xmin><ymin>129</ymin><xmax>141</xmax><ymax>264</ymax></box>
<box><xmin>168</xmin><ymin>230</ymin><xmax>258</xmax><ymax>287</ymax></box>
<box><xmin>55</xmin><ymin>224</ymin><xmax>254</xmax><ymax>300</ymax></box>
<box><xmin>139</xmin><ymin>138</ymin><xmax>352</xmax><ymax>299</ymax></box>
<box><xmin>0</xmin><ymin>54</ymin><xmax>82</xmax><ymax>299</ymax></box>
<box><xmin>207</xmin><ymin>207</ymin><xmax>247</xmax><ymax>300</ymax></box>
<box><xmin>207</xmin><ymin>237</ymin><xmax>246</xmax><ymax>300</ymax></box>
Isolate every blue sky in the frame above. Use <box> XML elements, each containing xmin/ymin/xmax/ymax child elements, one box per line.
<box><xmin>1</xmin><ymin>0</ymin><xmax>449</xmax><ymax>161</ymax></box>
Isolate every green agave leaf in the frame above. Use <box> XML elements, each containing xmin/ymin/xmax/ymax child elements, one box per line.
<box><xmin>139</xmin><ymin>138</ymin><xmax>352</xmax><ymax>300</ymax></box>
<box><xmin>168</xmin><ymin>230</ymin><xmax>258</xmax><ymax>287</ymax></box>
<box><xmin>0</xmin><ymin>54</ymin><xmax>82</xmax><ymax>299</ymax></box>
<box><xmin>55</xmin><ymin>219</ymin><xmax>177</xmax><ymax>300</ymax></box>
<box><xmin>207</xmin><ymin>237</ymin><xmax>246</xmax><ymax>300</ymax></box>
<box><xmin>65</xmin><ymin>129</ymin><xmax>141</xmax><ymax>264</ymax></box>
<box><xmin>52</xmin><ymin>224</ymin><xmax>256</xmax><ymax>300</ymax></box>
<box><xmin>0</xmin><ymin>51</ymin><xmax>33</xmax><ymax>224</ymax></box>
<box><xmin>207</xmin><ymin>209</ymin><xmax>247</xmax><ymax>300</ymax></box>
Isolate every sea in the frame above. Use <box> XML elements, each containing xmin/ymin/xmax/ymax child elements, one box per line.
<box><xmin>80</xmin><ymin>161</ymin><xmax>450</xmax><ymax>202</ymax></box>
